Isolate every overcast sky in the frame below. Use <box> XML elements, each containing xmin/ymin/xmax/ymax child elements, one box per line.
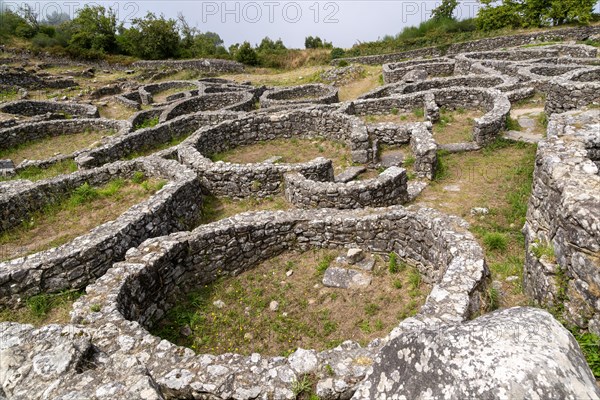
<box><xmin>6</xmin><ymin>1</ymin><xmax>600</xmax><ymax>48</ymax></box>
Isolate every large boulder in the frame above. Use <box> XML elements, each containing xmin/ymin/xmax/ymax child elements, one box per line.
<box><xmin>354</xmin><ymin>307</ymin><xmax>600</xmax><ymax>400</ymax></box>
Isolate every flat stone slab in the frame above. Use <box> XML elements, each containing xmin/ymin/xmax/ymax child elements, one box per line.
<box><xmin>380</xmin><ymin>150</ymin><xmax>404</xmax><ymax>168</ymax></box>
<box><xmin>334</xmin><ymin>166</ymin><xmax>366</xmax><ymax>183</ymax></box>
<box><xmin>504</xmin><ymin>130</ymin><xmax>542</xmax><ymax>143</ymax></box>
<box><xmin>322</xmin><ymin>266</ymin><xmax>372</xmax><ymax>288</ymax></box>
<box><xmin>438</xmin><ymin>142</ymin><xmax>481</xmax><ymax>153</ymax></box>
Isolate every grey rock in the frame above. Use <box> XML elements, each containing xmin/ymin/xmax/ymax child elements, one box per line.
<box><xmin>323</xmin><ymin>266</ymin><xmax>372</xmax><ymax>289</ymax></box>
<box><xmin>354</xmin><ymin>307</ymin><xmax>600</xmax><ymax>400</ymax></box>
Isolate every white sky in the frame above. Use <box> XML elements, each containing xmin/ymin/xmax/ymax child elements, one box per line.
<box><xmin>3</xmin><ymin>1</ymin><xmax>600</xmax><ymax>48</ymax></box>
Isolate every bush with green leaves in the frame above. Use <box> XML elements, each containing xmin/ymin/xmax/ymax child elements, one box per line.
<box><xmin>234</xmin><ymin>41</ymin><xmax>259</xmax><ymax>66</ymax></box>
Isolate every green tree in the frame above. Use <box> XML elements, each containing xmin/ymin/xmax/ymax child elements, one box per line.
<box><xmin>235</xmin><ymin>41</ymin><xmax>258</xmax><ymax>65</ymax></box>
<box><xmin>67</xmin><ymin>6</ymin><xmax>118</xmax><ymax>55</ymax></box>
<box><xmin>431</xmin><ymin>0</ymin><xmax>459</xmax><ymax>20</ymax></box>
<box><xmin>119</xmin><ymin>12</ymin><xmax>180</xmax><ymax>59</ymax></box>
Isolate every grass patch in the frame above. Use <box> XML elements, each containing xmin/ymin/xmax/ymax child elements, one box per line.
<box><xmin>570</xmin><ymin>328</ymin><xmax>600</xmax><ymax>379</ymax></box>
<box><xmin>0</xmin><ymin>159</ymin><xmax>78</xmax><ymax>182</ymax></box>
<box><xmin>0</xmin><ymin>129</ymin><xmax>115</xmax><ymax>165</ymax></box>
<box><xmin>505</xmin><ymin>115</ymin><xmax>522</xmax><ymax>131</ymax></box>
<box><xmin>0</xmin><ymin>290</ymin><xmax>83</xmax><ymax>326</ymax></box>
<box><xmin>433</xmin><ymin>109</ymin><xmax>482</xmax><ymax>144</ymax></box>
<box><xmin>483</xmin><ymin>232</ymin><xmax>508</xmax><ymax>252</ymax></box>
<box><xmin>415</xmin><ymin>138</ymin><xmax>537</xmax><ymax>308</ymax></box>
<box><xmin>134</xmin><ymin>116</ymin><xmax>160</xmax><ymax>130</ymax></box>
<box><xmin>0</xmin><ymin>87</ymin><xmax>19</xmax><ymax>102</ymax></box>
<box><xmin>0</xmin><ymin>176</ymin><xmax>166</xmax><ymax>261</ymax></box>
<box><xmin>200</xmin><ymin>195</ymin><xmax>290</xmax><ymax>224</ymax></box>
<box><xmin>210</xmin><ymin>138</ymin><xmax>353</xmax><ymax>174</ymax></box>
<box><xmin>151</xmin><ymin>85</ymin><xmax>197</xmax><ymax>103</ymax></box>
<box><xmin>151</xmin><ymin>249</ymin><xmax>429</xmax><ymax>356</ymax></box>
<box><xmin>125</xmin><ymin>135</ymin><xmax>188</xmax><ymax>159</ymax></box>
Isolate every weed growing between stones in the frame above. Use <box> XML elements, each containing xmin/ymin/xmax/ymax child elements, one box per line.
<box><xmin>151</xmin><ymin>250</ymin><xmax>429</xmax><ymax>356</ymax></box>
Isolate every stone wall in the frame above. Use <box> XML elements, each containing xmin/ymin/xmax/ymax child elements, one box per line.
<box><xmin>76</xmin><ymin>111</ymin><xmax>242</xmax><ymax>168</ymax></box>
<box><xmin>284</xmin><ymin>166</ymin><xmax>408</xmax><ymax>209</ymax></box>
<box><xmin>523</xmin><ymin>108</ymin><xmax>600</xmax><ymax>336</ymax></box>
<box><xmin>410</xmin><ymin>124</ymin><xmax>438</xmax><ymax>180</ymax></box>
<box><xmin>159</xmin><ymin>90</ymin><xmax>256</xmax><ymax>122</ymax></box>
<box><xmin>61</xmin><ymin>205</ymin><xmax>488</xmax><ymax>400</ymax></box>
<box><xmin>0</xmin><ymin>66</ymin><xmax>76</xmax><ymax>89</ymax></box>
<box><xmin>383</xmin><ymin>59</ymin><xmax>455</xmax><ymax>84</ymax></box>
<box><xmin>545</xmin><ymin>68</ymin><xmax>600</xmax><ymax>115</ymax></box>
<box><xmin>0</xmin><ymin>157</ymin><xmax>202</xmax><ymax>305</ymax></box>
<box><xmin>179</xmin><ymin>145</ymin><xmax>334</xmax><ymax>197</ymax></box>
<box><xmin>180</xmin><ymin>107</ymin><xmax>372</xmax><ymax>165</ymax></box>
<box><xmin>331</xmin><ymin>25</ymin><xmax>600</xmax><ymax>66</ymax></box>
<box><xmin>347</xmin><ymin>87</ymin><xmax>510</xmax><ymax>146</ymax></box>
<box><xmin>138</xmin><ymin>80</ymin><xmax>203</xmax><ymax>105</ymax></box>
<box><xmin>0</xmin><ymin>100</ymin><xmax>99</xmax><ymax>118</ymax></box>
<box><xmin>0</xmin><ymin>118</ymin><xmax>130</xmax><ymax>154</ymax></box>
<box><xmin>260</xmin><ymin>84</ymin><xmax>339</xmax><ymax>108</ymax></box>
<box><xmin>132</xmin><ymin>58</ymin><xmax>245</xmax><ymax>74</ymax></box>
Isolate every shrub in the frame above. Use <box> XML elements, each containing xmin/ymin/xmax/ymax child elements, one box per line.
<box><xmin>330</xmin><ymin>47</ymin><xmax>345</xmax><ymax>59</ymax></box>
<box><xmin>235</xmin><ymin>41</ymin><xmax>258</xmax><ymax>66</ymax></box>
<box><xmin>337</xmin><ymin>60</ymin><xmax>349</xmax><ymax>67</ymax></box>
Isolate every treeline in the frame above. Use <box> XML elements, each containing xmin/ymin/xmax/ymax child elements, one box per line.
<box><xmin>2</xmin><ymin>1</ymin><xmax>598</xmax><ymax>66</ymax></box>
<box><xmin>0</xmin><ymin>5</ymin><xmax>333</xmax><ymax>68</ymax></box>
<box><xmin>332</xmin><ymin>0</ymin><xmax>599</xmax><ymax>58</ymax></box>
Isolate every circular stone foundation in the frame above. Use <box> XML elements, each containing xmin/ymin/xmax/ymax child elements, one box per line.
<box><xmin>71</xmin><ymin>205</ymin><xmax>489</xmax><ymax>399</ymax></box>
<box><xmin>260</xmin><ymin>84</ymin><xmax>339</xmax><ymax>108</ymax></box>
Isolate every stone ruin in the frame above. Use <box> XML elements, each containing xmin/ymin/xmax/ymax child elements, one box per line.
<box><xmin>0</xmin><ymin>36</ymin><xmax>599</xmax><ymax>399</ymax></box>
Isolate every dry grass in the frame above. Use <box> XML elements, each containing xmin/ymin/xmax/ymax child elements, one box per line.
<box><xmin>0</xmin><ymin>177</ymin><xmax>165</xmax><ymax>261</ymax></box>
<box><xmin>0</xmin><ymin>129</ymin><xmax>115</xmax><ymax>164</ymax></box>
<box><xmin>201</xmin><ymin>195</ymin><xmax>290</xmax><ymax>224</ymax></box>
<box><xmin>151</xmin><ymin>249</ymin><xmax>428</xmax><ymax>356</ymax></box>
<box><xmin>414</xmin><ymin>139</ymin><xmax>537</xmax><ymax>308</ymax></box>
<box><xmin>98</xmin><ymin>100</ymin><xmax>138</xmax><ymax>120</ymax></box>
<box><xmin>222</xmin><ymin>65</ymin><xmax>330</xmax><ymax>87</ymax></box>
<box><xmin>152</xmin><ymin>85</ymin><xmax>197</xmax><ymax>103</ymax></box>
<box><xmin>361</xmin><ymin>109</ymin><xmax>425</xmax><ymax>125</ymax></box>
<box><xmin>211</xmin><ymin>137</ymin><xmax>354</xmax><ymax>174</ymax></box>
<box><xmin>433</xmin><ymin>108</ymin><xmax>483</xmax><ymax>144</ymax></box>
<box><xmin>338</xmin><ymin>65</ymin><xmax>382</xmax><ymax>101</ymax></box>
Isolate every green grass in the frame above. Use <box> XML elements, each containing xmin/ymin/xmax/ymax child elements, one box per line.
<box><xmin>505</xmin><ymin>115</ymin><xmax>522</xmax><ymax>131</ymax></box>
<box><xmin>483</xmin><ymin>232</ymin><xmax>508</xmax><ymax>252</ymax></box>
<box><xmin>570</xmin><ymin>328</ymin><xmax>600</xmax><ymax>379</ymax></box>
<box><xmin>487</xmin><ymin>286</ymin><xmax>500</xmax><ymax>311</ymax></box>
<box><xmin>0</xmin><ymin>290</ymin><xmax>83</xmax><ymax>325</ymax></box>
<box><xmin>316</xmin><ymin>254</ymin><xmax>334</xmax><ymax>275</ymax></box>
<box><xmin>0</xmin><ymin>159</ymin><xmax>78</xmax><ymax>182</ymax></box>
<box><xmin>0</xmin><ymin>176</ymin><xmax>166</xmax><ymax>261</ymax></box>
<box><xmin>434</xmin><ymin>150</ymin><xmax>450</xmax><ymax>181</ymax></box>
<box><xmin>134</xmin><ymin>116</ymin><xmax>160</xmax><ymax>130</ymax></box>
<box><xmin>0</xmin><ymin>88</ymin><xmax>19</xmax><ymax>102</ymax></box>
<box><xmin>531</xmin><ymin>240</ymin><xmax>555</xmax><ymax>261</ymax></box>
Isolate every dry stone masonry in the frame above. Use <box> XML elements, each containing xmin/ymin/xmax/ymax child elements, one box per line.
<box><xmin>1</xmin><ymin>41</ymin><xmax>599</xmax><ymax>399</ymax></box>
<box><xmin>524</xmin><ymin>108</ymin><xmax>600</xmax><ymax>336</ymax></box>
